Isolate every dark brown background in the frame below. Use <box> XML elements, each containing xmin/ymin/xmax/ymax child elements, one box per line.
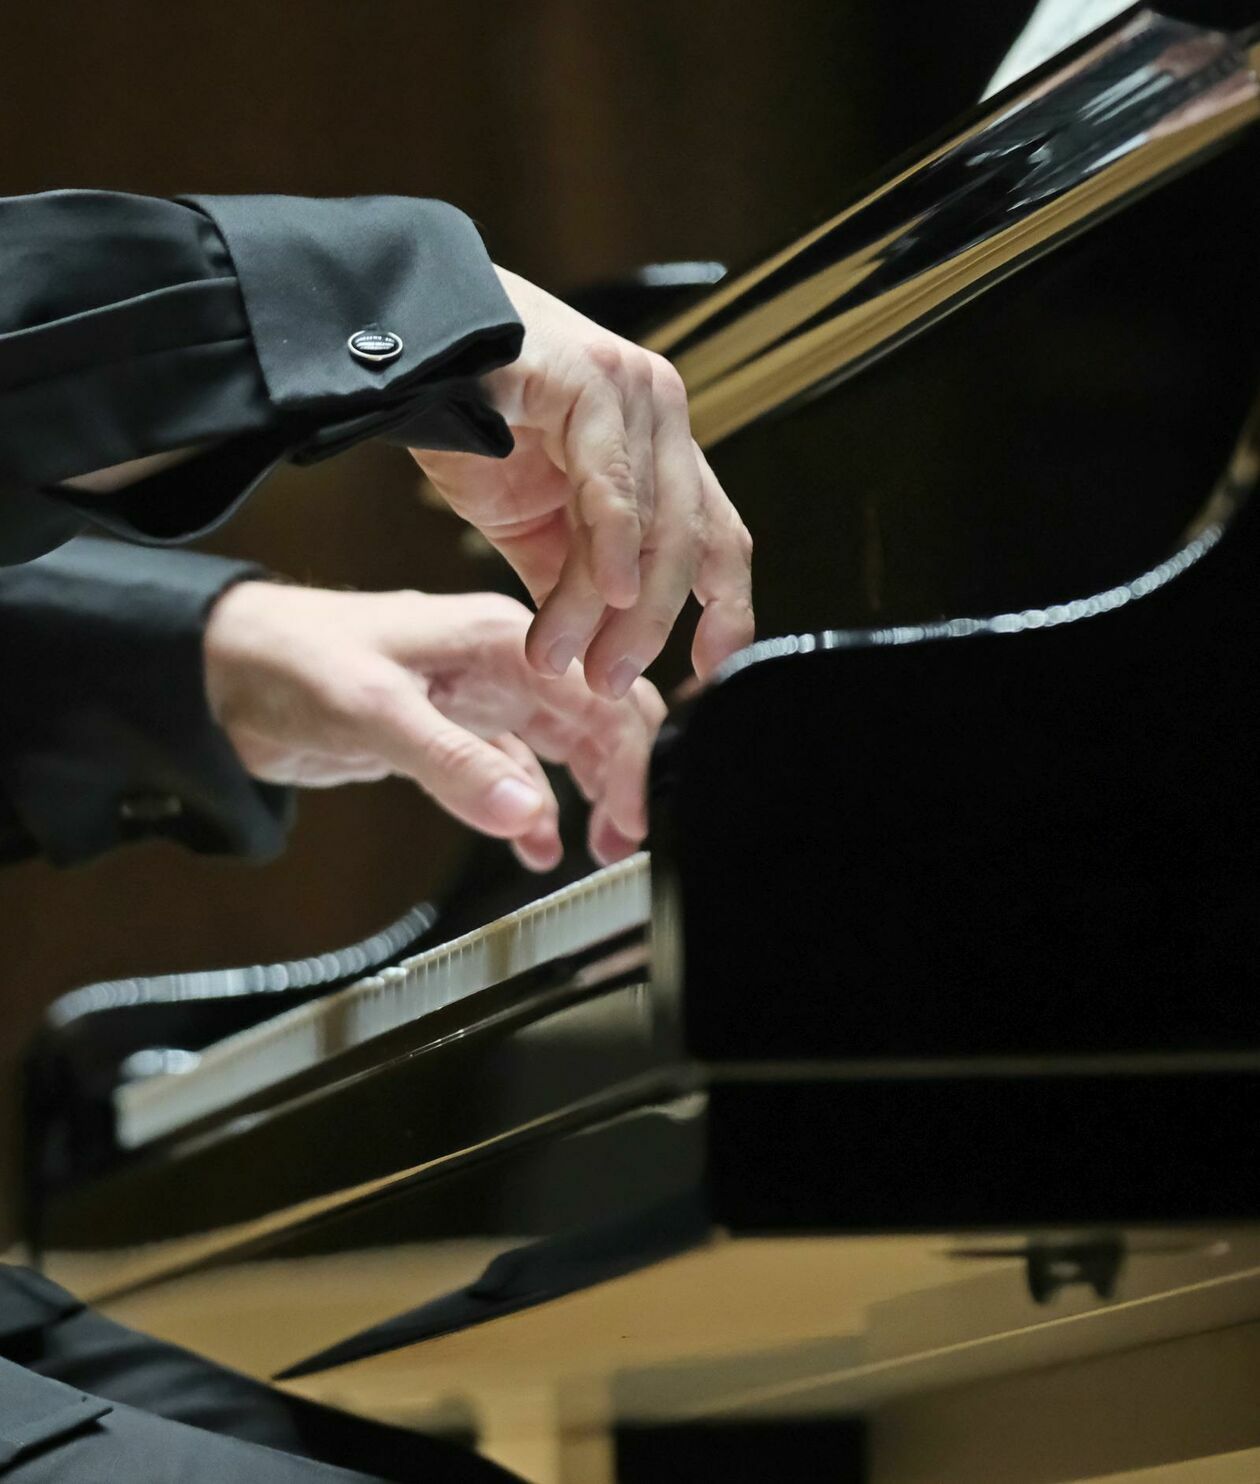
<box><xmin>0</xmin><ymin>0</ymin><xmax>1024</xmax><ymax>1236</ymax></box>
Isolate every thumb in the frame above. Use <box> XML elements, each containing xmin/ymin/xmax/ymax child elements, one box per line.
<box><xmin>365</xmin><ymin>674</ymin><xmax>546</xmax><ymax>838</ymax></box>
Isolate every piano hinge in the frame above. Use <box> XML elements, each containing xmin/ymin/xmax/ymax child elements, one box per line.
<box><xmin>1024</xmin><ymin>1237</ymin><xmax>1126</xmax><ymax>1305</ymax></box>
<box><xmin>948</xmin><ymin>1235</ymin><xmax>1128</xmax><ymax>1305</ymax></box>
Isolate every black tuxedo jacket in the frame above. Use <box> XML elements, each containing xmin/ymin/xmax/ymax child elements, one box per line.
<box><xmin>0</xmin><ymin>190</ymin><xmax>523</xmax><ymax>564</ymax></box>
<box><xmin>0</xmin><ymin>537</ymin><xmax>287</xmax><ymax>867</ymax></box>
<box><xmin>0</xmin><ymin>1266</ymin><xmax>518</xmax><ymax>1480</ymax></box>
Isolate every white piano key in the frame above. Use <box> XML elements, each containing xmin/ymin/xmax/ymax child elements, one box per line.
<box><xmin>115</xmin><ymin>854</ymin><xmax>652</xmax><ymax>1150</ymax></box>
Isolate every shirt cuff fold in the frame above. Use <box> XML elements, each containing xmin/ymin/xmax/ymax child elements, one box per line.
<box><xmin>182</xmin><ymin>194</ymin><xmax>523</xmax><ymax>414</ymax></box>
<box><xmin>0</xmin><ymin>190</ymin><xmax>523</xmax><ymax>562</ymax></box>
<box><xmin>64</xmin><ymin>192</ymin><xmax>525</xmax><ymax>550</ymax></box>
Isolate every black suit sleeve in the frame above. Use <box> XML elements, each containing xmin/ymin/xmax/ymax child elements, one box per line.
<box><xmin>0</xmin><ymin>538</ymin><xmax>292</xmax><ymax>867</ymax></box>
<box><xmin>0</xmin><ymin>191</ymin><xmax>523</xmax><ymax>564</ymax></box>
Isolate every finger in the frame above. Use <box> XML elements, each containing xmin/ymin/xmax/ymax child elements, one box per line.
<box><xmin>525</xmin><ymin>522</ymin><xmax>610</xmax><ymax>678</ymax></box>
<box><xmin>621</xmin><ymin>354</ymin><xmax>656</xmax><ymax>554</ymax></box>
<box><xmin>588</xmin><ymin>800</ymin><xmax>642</xmax><ymax>866</ymax></box>
<box><xmin>507</xmin><ymin>693</ymin><xmax>614</xmax><ymax>804</ymax></box>
<box><xmin>494</xmin><ymin>734</ymin><xmax>564</xmax><ymax>872</ymax></box>
<box><xmin>598</xmin><ymin>737</ymin><xmax>649</xmax><ymax>842</ymax></box>
<box><xmin>507</xmin><ymin>677</ymin><xmax>651</xmax><ymax>828</ymax></box>
<box><xmin>563</xmin><ymin>372</ymin><xmax>643</xmax><ymax>609</ymax></box>
<box><xmin>417</xmin><ymin>437</ymin><xmax>575</xmax><ymax>605</ymax></box>
<box><xmin>691</xmin><ymin>444</ymin><xmax>755</xmax><ymax>679</ymax></box>
<box><xmin>629</xmin><ymin>674</ymin><xmax>669</xmax><ymax>734</ymax></box>
<box><xmin>538</xmin><ymin>676</ymin><xmax>662</xmax><ymax>842</ymax></box>
<box><xmin>583</xmin><ymin>386</ymin><xmax>705</xmax><ymax>698</ymax></box>
<box><xmin>611</xmin><ymin>675</ymin><xmax>668</xmax><ymax>824</ymax></box>
<box><xmin>507</xmin><ymin>707</ymin><xmax>585</xmax><ymax>767</ymax></box>
<box><xmin>565</xmin><ymin>736</ymin><xmax>608</xmax><ymax>804</ymax></box>
<box><xmin>608</xmin><ymin>678</ymin><xmax>667</xmax><ymax>836</ymax></box>
<box><xmin>393</xmin><ymin>595</ymin><xmax>657</xmax><ymax>837</ymax></box>
<box><xmin>355</xmin><ymin>664</ymin><xmax>548</xmax><ymax>839</ymax></box>
<box><xmin>517</xmin><ymin>660</ymin><xmax>660</xmax><ymax>768</ymax></box>
<box><xmin>408</xmin><ymin>598</ymin><xmax>646</xmax><ymax>796</ymax></box>
<box><xmin>485</xmin><ymin>507</ymin><xmax>572</xmax><ymax>607</ymax></box>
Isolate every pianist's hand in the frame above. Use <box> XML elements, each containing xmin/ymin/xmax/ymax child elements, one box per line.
<box><xmin>203</xmin><ymin>583</ymin><xmax>665</xmax><ymax>870</ymax></box>
<box><xmin>410</xmin><ymin>267</ymin><xmax>754</xmax><ymax>700</ymax></box>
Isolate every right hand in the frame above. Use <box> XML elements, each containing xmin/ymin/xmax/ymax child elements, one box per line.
<box><xmin>411</xmin><ymin>267</ymin><xmax>754</xmax><ymax>701</ymax></box>
<box><xmin>203</xmin><ymin>583</ymin><xmax>666</xmax><ymax>870</ymax></box>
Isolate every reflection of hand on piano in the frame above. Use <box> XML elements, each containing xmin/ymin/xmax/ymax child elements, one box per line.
<box><xmin>202</xmin><ymin>582</ymin><xmax>664</xmax><ymax>869</ymax></box>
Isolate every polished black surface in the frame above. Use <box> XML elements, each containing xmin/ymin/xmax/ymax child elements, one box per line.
<box><xmin>662</xmin><ymin>466</ymin><xmax>1260</xmax><ymax>1064</ymax></box>
<box><xmin>661</xmin><ymin>132</ymin><xmax>1260</xmax><ymax>654</ymax></box>
<box><xmin>662</xmin><ymin>18</ymin><xmax>1253</xmax><ymax>371</ymax></box>
<box><xmin>566</xmin><ymin>260</ymin><xmax>728</xmax><ymax>339</ymax></box>
<box><xmin>37</xmin><ymin>956</ymin><xmax>660</xmax><ymax>1251</ymax></box>
<box><xmin>24</xmin><ymin>899</ymin><xmax>439</xmax><ymax>1205</ymax></box>
<box><xmin>642</xmin><ymin>15</ymin><xmax>1260</xmax><ymax>684</ymax></box>
<box><xmin>615</xmin><ymin>1419</ymin><xmax>866</xmax><ymax>1484</ymax></box>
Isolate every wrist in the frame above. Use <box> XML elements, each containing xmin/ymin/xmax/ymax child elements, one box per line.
<box><xmin>203</xmin><ymin>579</ymin><xmax>276</xmax><ymax>727</ymax></box>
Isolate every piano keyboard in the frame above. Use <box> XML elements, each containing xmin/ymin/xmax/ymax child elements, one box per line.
<box><xmin>115</xmin><ymin>853</ymin><xmax>652</xmax><ymax>1151</ymax></box>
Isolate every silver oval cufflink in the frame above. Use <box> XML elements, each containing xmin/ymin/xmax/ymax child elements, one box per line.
<box><xmin>348</xmin><ymin>328</ymin><xmax>404</xmax><ymax>365</ymax></box>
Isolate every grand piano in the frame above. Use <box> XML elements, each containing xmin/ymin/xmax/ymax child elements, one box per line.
<box><xmin>19</xmin><ymin>7</ymin><xmax>1260</xmax><ymax>1480</ymax></box>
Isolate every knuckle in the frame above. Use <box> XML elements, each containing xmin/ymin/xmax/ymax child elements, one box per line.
<box><xmin>651</xmin><ymin>358</ymin><xmax>688</xmax><ymax>411</ymax></box>
<box><xmin>683</xmin><ymin>507</ymin><xmax>710</xmax><ymax>555</ymax></box>
<box><xmin>385</xmin><ymin>587</ymin><xmax>429</xmax><ymax>623</ymax></box>
<box><xmin>635</xmin><ymin>610</ymin><xmax>676</xmax><ymax>651</ymax></box>
<box><xmin>474</xmin><ymin>592</ymin><xmax>531</xmax><ymax>636</ymax></box>
<box><xmin>440</xmin><ymin>593</ymin><xmax>529</xmax><ymax>652</ymax></box>
<box><xmin>583</xmin><ymin>340</ymin><xmax>625</xmax><ymax>380</ymax></box>
<box><xmin>624</xmin><ymin>348</ymin><xmax>654</xmax><ymax>391</ymax></box>
<box><xmin>729</xmin><ymin>599</ymin><xmax>757</xmax><ymax>636</ymax></box>
<box><xmin>591</xmin><ymin>457</ymin><xmax>637</xmax><ymax>508</ymax></box>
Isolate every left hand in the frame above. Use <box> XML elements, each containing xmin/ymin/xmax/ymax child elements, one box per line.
<box><xmin>203</xmin><ymin>583</ymin><xmax>665</xmax><ymax>871</ymax></box>
<box><xmin>411</xmin><ymin>267</ymin><xmax>754</xmax><ymax>700</ymax></box>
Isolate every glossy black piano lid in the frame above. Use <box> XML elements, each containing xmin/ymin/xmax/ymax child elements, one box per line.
<box><xmin>684</xmin><ymin>140</ymin><xmax>1260</xmax><ymax>651</ymax></box>
<box><xmin>665</xmin><ymin>423</ymin><xmax>1260</xmax><ymax>1063</ymax></box>
<box><xmin>652</xmin><ymin>86</ymin><xmax>1260</xmax><ymax>1059</ymax></box>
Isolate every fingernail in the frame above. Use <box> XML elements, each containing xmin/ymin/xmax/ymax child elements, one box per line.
<box><xmin>545</xmin><ymin>634</ymin><xmax>579</xmax><ymax>676</ymax></box>
<box><xmin>488</xmin><ymin>778</ymin><xmax>543</xmax><ymax>829</ymax></box>
<box><xmin>607</xmin><ymin>658</ymin><xmax>640</xmax><ymax>700</ymax></box>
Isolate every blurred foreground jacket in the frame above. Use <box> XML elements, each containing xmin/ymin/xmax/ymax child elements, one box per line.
<box><xmin>0</xmin><ymin>191</ymin><xmax>523</xmax><ymax>564</ymax></box>
<box><xmin>0</xmin><ymin>1265</ymin><xmax>521</xmax><ymax>1480</ymax></box>
<box><xmin>0</xmin><ymin>538</ymin><xmax>288</xmax><ymax>867</ymax></box>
